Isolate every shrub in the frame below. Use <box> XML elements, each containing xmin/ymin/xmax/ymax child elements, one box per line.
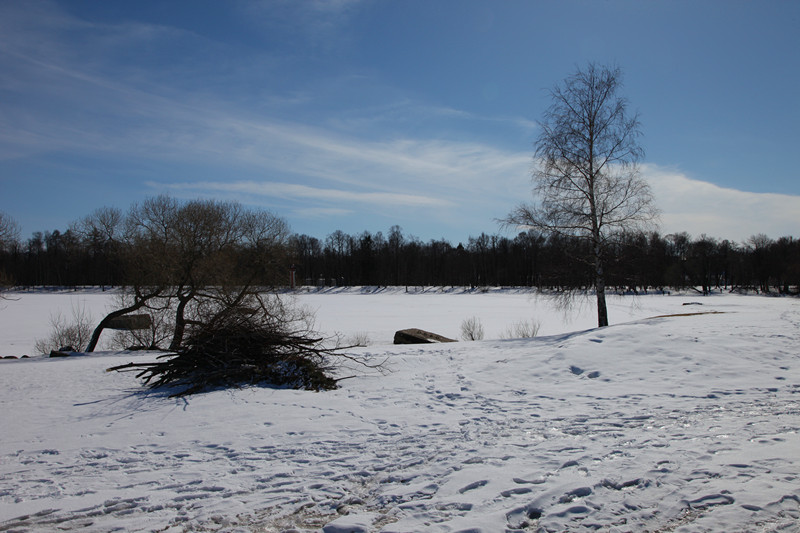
<box><xmin>345</xmin><ymin>332</ymin><xmax>371</xmax><ymax>347</ymax></box>
<box><xmin>34</xmin><ymin>304</ymin><xmax>93</xmax><ymax>354</ymax></box>
<box><xmin>500</xmin><ymin>319</ymin><xmax>541</xmax><ymax>339</ymax></box>
<box><xmin>460</xmin><ymin>316</ymin><xmax>485</xmax><ymax>341</ymax></box>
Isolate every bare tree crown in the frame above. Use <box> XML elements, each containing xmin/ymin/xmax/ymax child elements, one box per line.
<box><xmin>0</xmin><ymin>212</ymin><xmax>20</xmax><ymax>251</ymax></box>
<box><xmin>510</xmin><ymin>63</ymin><xmax>657</xmax><ymax>244</ymax></box>
<box><xmin>506</xmin><ymin>63</ymin><xmax>658</xmax><ymax>327</ymax></box>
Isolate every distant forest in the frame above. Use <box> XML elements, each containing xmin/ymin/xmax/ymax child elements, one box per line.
<box><xmin>2</xmin><ymin>223</ymin><xmax>798</xmax><ymax>295</ymax></box>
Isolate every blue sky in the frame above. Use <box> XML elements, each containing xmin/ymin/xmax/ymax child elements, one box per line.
<box><xmin>1</xmin><ymin>0</ymin><xmax>799</xmax><ymax>244</ymax></box>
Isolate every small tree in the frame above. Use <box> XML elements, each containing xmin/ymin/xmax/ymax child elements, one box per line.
<box><xmin>505</xmin><ymin>63</ymin><xmax>658</xmax><ymax>327</ymax></box>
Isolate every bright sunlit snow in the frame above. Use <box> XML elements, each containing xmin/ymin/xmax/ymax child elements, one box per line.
<box><xmin>1</xmin><ymin>289</ymin><xmax>799</xmax><ymax>532</ymax></box>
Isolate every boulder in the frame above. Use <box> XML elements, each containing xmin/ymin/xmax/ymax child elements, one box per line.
<box><xmin>393</xmin><ymin>328</ymin><xmax>457</xmax><ymax>345</ymax></box>
<box><xmin>106</xmin><ymin>314</ymin><xmax>152</xmax><ymax>330</ymax></box>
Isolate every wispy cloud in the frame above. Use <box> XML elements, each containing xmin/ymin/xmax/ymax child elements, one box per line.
<box><xmin>293</xmin><ymin>207</ymin><xmax>353</xmax><ymax>218</ymax></box>
<box><xmin>149</xmin><ymin>180</ymin><xmax>451</xmax><ymax>209</ymax></box>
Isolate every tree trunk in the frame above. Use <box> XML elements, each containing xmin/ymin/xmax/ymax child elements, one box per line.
<box><xmin>85</xmin><ymin>289</ymin><xmax>159</xmax><ymax>352</ymax></box>
<box><xmin>169</xmin><ymin>292</ymin><xmax>193</xmax><ymax>351</ymax></box>
<box><xmin>595</xmin><ymin>244</ymin><xmax>609</xmax><ymax>327</ymax></box>
<box><xmin>596</xmin><ymin>276</ymin><xmax>609</xmax><ymax>327</ymax></box>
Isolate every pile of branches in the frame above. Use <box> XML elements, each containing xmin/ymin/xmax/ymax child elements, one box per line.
<box><xmin>108</xmin><ymin>298</ymin><xmax>344</xmax><ymax>397</ymax></box>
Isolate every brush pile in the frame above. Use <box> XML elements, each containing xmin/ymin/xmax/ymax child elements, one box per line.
<box><xmin>108</xmin><ymin>302</ymin><xmax>340</xmax><ymax>397</ymax></box>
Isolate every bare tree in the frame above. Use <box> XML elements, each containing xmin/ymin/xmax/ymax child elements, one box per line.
<box><xmin>72</xmin><ymin>207</ymin><xmax>124</xmax><ymax>289</ymax></box>
<box><xmin>0</xmin><ymin>211</ymin><xmax>20</xmax><ymax>296</ymax></box>
<box><xmin>86</xmin><ymin>196</ymin><xmax>291</xmax><ymax>351</ymax></box>
<box><xmin>747</xmin><ymin>233</ymin><xmax>774</xmax><ymax>293</ymax></box>
<box><xmin>0</xmin><ymin>212</ymin><xmax>19</xmax><ymax>251</ymax></box>
<box><xmin>505</xmin><ymin>63</ymin><xmax>658</xmax><ymax>327</ymax></box>
<box><xmin>73</xmin><ymin>207</ymin><xmax>123</xmax><ymax>243</ymax></box>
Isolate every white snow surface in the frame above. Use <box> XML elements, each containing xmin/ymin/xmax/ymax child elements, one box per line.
<box><xmin>1</xmin><ymin>288</ymin><xmax>799</xmax><ymax>532</ymax></box>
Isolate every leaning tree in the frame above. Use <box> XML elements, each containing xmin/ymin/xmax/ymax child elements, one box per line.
<box><xmin>86</xmin><ymin>196</ymin><xmax>292</xmax><ymax>352</ymax></box>
<box><xmin>506</xmin><ymin>63</ymin><xmax>658</xmax><ymax>327</ymax></box>
<box><xmin>86</xmin><ymin>196</ymin><xmax>366</xmax><ymax>395</ymax></box>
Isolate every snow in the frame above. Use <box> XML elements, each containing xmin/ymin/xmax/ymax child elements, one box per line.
<box><xmin>1</xmin><ymin>288</ymin><xmax>799</xmax><ymax>532</ymax></box>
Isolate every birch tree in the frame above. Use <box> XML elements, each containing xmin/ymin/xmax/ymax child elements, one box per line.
<box><xmin>506</xmin><ymin>63</ymin><xmax>658</xmax><ymax>327</ymax></box>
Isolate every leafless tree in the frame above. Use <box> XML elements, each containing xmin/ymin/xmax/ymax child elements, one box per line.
<box><xmin>86</xmin><ymin>196</ymin><xmax>291</xmax><ymax>351</ymax></box>
<box><xmin>746</xmin><ymin>233</ymin><xmax>775</xmax><ymax>293</ymax></box>
<box><xmin>0</xmin><ymin>211</ymin><xmax>20</xmax><ymax>296</ymax></box>
<box><xmin>71</xmin><ymin>207</ymin><xmax>124</xmax><ymax>290</ymax></box>
<box><xmin>505</xmin><ymin>63</ymin><xmax>658</xmax><ymax>327</ymax></box>
<box><xmin>0</xmin><ymin>212</ymin><xmax>19</xmax><ymax>251</ymax></box>
<box><xmin>73</xmin><ymin>207</ymin><xmax>123</xmax><ymax>243</ymax></box>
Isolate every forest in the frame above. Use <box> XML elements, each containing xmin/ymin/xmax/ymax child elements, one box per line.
<box><xmin>1</xmin><ymin>217</ymin><xmax>798</xmax><ymax>295</ymax></box>
<box><xmin>289</xmin><ymin>228</ymin><xmax>798</xmax><ymax>294</ymax></box>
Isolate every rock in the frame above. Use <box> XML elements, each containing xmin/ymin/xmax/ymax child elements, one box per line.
<box><xmin>393</xmin><ymin>328</ymin><xmax>456</xmax><ymax>344</ymax></box>
<box><xmin>50</xmin><ymin>347</ymin><xmax>77</xmax><ymax>357</ymax></box>
<box><xmin>106</xmin><ymin>314</ymin><xmax>152</xmax><ymax>330</ymax></box>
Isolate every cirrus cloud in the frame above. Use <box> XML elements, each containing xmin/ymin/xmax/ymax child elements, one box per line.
<box><xmin>148</xmin><ymin>180</ymin><xmax>451</xmax><ymax>209</ymax></box>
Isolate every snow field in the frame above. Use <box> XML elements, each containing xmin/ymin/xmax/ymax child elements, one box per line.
<box><xmin>0</xmin><ymin>289</ymin><xmax>799</xmax><ymax>532</ymax></box>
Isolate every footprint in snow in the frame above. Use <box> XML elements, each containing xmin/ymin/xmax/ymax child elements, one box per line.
<box><xmin>506</xmin><ymin>505</ymin><xmax>543</xmax><ymax>529</ymax></box>
<box><xmin>458</xmin><ymin>479</ymin><xmax>488</xmax><ymax>493</ymax></box>
<box><xmin>569</xmin><ymin>366</ymin><xmax>600</xmax><ymax>378</ymax></box>
<box><xmin>685</xmin><ymin>493</ymin><xmax>735</xmax><ymax>509</ymax></box>
<box><xmin>559</xmin><ymin>486</ymin><xmax>592</xmax><ymax>503</ymax></box>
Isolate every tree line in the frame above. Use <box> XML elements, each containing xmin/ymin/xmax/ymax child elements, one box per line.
<box><xmin>289</xmin><ymin>228</ymin><xmax>799</xmax><ymax>294</ymax></box>
<box><xmin>1</xmin><ymin>211</ymin><xmax>798</xmax><ymax>295</ymax></box>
